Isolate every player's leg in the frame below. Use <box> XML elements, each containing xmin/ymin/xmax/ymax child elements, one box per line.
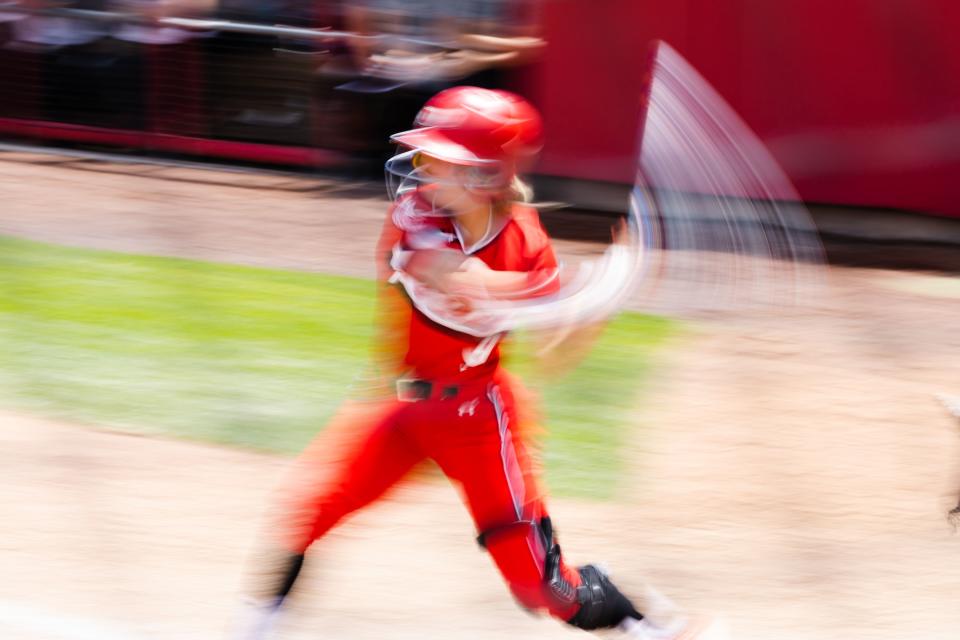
<box><xmin>273</xmin><ymin>399</ymin><xmax>425</xmax><ymax>550</ymax></box>
<box><xmin>231</xmin><ymin>398</ymin><xmax>424</xmax><ymax>639</ymax></box>
<box><xmin>432</xmin><ymin>382</ymin><xmax>728</xmax><ymax>639</ymax></box>
<box><xmin>423</xmin><ymin>380</ymin><xmax>643</xmax><ymax>630</ymax></box>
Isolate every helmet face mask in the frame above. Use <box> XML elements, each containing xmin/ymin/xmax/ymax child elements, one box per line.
<box><xmin>385</xmin><ymin>86</ymin><xmax>543</xmax><ymax>210</ymax></box>
<box><xmin>384</xmin><ymin>148</ymin><xmax>511</xmax><ymax>214</ymax></box>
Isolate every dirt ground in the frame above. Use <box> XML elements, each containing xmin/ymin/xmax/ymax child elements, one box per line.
<box><xmin>1</xmin><ymin>149</ymin><xmax>959</xmax><ymax>640</ymax></box>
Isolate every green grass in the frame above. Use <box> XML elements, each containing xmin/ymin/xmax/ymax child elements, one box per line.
<box><xmin>0</xmin><ymin>236</ymin><xmax>675</xmax><ymax>498</ymax></box>
<box><xmin>510</xmin><ymin>313</ymin><xmax>675</xmax><ymax>496</ymax></box>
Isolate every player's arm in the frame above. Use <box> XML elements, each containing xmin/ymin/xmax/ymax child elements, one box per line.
<box><xmin>401</xmin><ymin>250</ymin><xmax>557</xmax><ymax>300</ymax></box>
<box><xmin>456</xmin><ymin>34</ymin><xmax>545</xmax><ymax>54</ymax></box>
<box><xmin>455</xmin><ymin>0</ymin><xmax>545</xmax><ymax>61</ymax></box>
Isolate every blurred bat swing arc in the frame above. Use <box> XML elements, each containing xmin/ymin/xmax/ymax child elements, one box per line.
<box><xmin>630</xmin><ymin>41</ymin><xmax>826</xmax><ymax>315</ymax></box>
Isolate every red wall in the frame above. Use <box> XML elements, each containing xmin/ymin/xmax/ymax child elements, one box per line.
<box><xmin>531</xmin><ymin>1</ymin><xmax>960</xmax><ymax>217</ymax></box>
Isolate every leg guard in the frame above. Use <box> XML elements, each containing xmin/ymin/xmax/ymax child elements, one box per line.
<box><xmin>478</xmin><ymin>517</ymin><xmax>642</xmax><ymax>627</ymax></box>
<box><xmin>565</xmin><ymin>564</ymin><xmax>643</xmax><ymax>631</ymax></box>
<box><xmin>540</xmin><ymin>518</ymin><xmax>578</xmax><ymax>606</ymax></box>
<box><xmin>477</xmin><ymin>516</ymin><xmax>579</xmax><ymax>619</ymax></box>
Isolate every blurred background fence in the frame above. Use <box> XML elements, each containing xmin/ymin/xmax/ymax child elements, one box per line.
<box><xmin>0</xmin><ymin>0</ymin><xmax>541</xmax><ymax>167</ymax></box>
<box><xmin>1</xmin><ymin>0</ymin><xmax>959</xmax><ymax>223</ymax></box>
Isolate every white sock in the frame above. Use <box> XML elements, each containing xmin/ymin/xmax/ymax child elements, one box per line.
<box><xmin>226</xmin><ymin>597</ymin><xmax>284</xmax><ymax>640</ymax></box>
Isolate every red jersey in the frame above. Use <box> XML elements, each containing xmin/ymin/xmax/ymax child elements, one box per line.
<box><xmin>379</xmin><ymin>196</ymin><xmax>559</xmax><ymax>382</ymax></box>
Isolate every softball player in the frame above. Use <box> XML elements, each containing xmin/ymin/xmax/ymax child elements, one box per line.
<box><xmin>231</xmin><ymin>87</ymin><xmax>722</xmax><ymax>640</ymax></box>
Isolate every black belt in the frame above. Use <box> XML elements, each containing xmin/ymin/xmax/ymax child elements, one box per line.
<box><xmin>396</xmin><ymin>379</ymin><xmax>461</xmax><ymax>402</ymax></box>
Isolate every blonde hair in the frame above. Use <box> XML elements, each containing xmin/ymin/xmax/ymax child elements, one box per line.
<box><xmin>509</xmin><ymin>175</ymin><xmax>534</xmax><ymax>204</ymax></box>
<box><xmin>492</xmin><ymin>176</ymin><xmax>533</xmax><ymax>216</ymax></box>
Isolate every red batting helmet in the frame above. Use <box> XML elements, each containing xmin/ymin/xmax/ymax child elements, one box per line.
<box><xmin>385</xmin><ymin>86</ymin><xmax>544</xmax><ymax>200</ymax></box>
<box><xmin>392</xmin><ymin>86</ymin><xmax>543</xmax><ymax>168</ymax></box>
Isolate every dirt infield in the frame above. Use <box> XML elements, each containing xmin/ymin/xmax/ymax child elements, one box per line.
<box><xmin>1</xmin><ymin>150</ymin><xmax>959</xmax><ymax>640</ymax></box>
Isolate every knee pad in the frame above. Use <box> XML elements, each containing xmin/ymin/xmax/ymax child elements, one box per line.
<box><xmin>565</xmin><ymin>564</ymin><xmax>642</xmax><ymax>631</ymax></box>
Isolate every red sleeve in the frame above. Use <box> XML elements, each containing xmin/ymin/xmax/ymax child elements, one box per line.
<box><xmin>527</xmin><ymin>240</ymin><xmax>560</xmax><ymax>297</ymax></box>
<box><xmin>516</xmin><ymin>207</ymin><xmax>561</xmax><ymax>297</ymax></box>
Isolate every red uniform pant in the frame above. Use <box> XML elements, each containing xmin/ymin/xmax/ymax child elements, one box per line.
<box><xmin>270</xmin><ymin>373</ymin><xmax>583</xmax><ymax>621</ymax></box>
